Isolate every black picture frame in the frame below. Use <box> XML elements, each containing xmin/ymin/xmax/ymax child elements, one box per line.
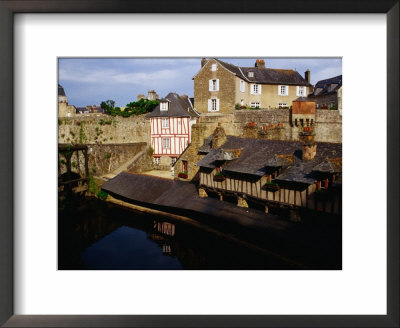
<box><xmin>0</xmin><ymin>1</ymin><xmax>398</xmax><ymax>327</ymax></box>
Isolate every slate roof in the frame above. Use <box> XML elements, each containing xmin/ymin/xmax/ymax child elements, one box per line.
<box><xmin>58</xmin><ymin>84</ymin><xmax>66</xmax><ymax>97</ymax></box>
<box><xmin>210</xmin><ymin>59</ymin><xmax>311</xmax><ymax>86</ymax></box>
<box><xmin>146</xmin><ymin>92</ymin><xmax>199</xmax><ymax>118</ymax></box>
<box><xmin>311</xmin><ymin>75</ymin><xmax>342</xmax><ymax>97</ymax></box>
<box><xmin>196</xmin><ymin>135</ymin><xmax>342</xmax><ymax>184</ymax></box>
<box><xmin>312</xmin><ymin>158</ymin><xmax>342</xmax><ymax>173</ymax></box>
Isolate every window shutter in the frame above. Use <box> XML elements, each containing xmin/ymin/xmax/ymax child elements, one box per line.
<box><xmin>250</xmin><ymin>84</ymin><xmax>254</xmax><ymax>94</ymax></box>
<box><xmin>258</xmin><ymin>85</ymin><xmax>262</xmax><ymax>95</ymax></box>
<box><xmin>216</xmin><ymin>79</ymin><xmax>219</xmax><ymax>91</ymax></box>
<box><xmin>286</xmin><ymin>86</ymin><xmax>289</xmax><ymax>96</ymax></box>
<box><xmin>208</xmin><ymin>99</ymin><xmax>212</xmax><ymax>111</ymax></box>
<box><xmin>216</xmin><ymin>99</ymin><xmax>220</xmax><ymax>111</ymax></box>
<box><xmin>278</xmin><ymin>85</ymin><xmax>281</xmax><ymax>95</ymax></box>
<box><xmin>296</xmin><ymin>86</ymin><xmax>299</xmax><ymax>96</ymax></box>
<box><xmin>209</xmin><ymin>80</ymin><xmax>213</xmax><ymax>91</ymax></box>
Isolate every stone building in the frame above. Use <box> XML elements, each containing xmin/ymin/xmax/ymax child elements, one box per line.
<box><xmin>308</xmin><ymin>75</ymin><xmax>342</xmax><ymax>111</ymax></box>
<box><xmin>76</xmin><ymin>105</ymin><xmax>104</xmax><ymax>114</ymax></box>
<box><xmin>193</xmin><ymin>58</ymin><xmax>312</xmax><ymax>114</ymax></box>
<box><xmin>138</xmin><ymin>90</ymin><xmax>160</xmax><ymax>101</ymax></box>
<box><xmin>146</xmin><ymin>92</ymin><xmax>199</xmax><ymax>170</ymax></box>
<box><xmin>58</xmin><ymin>84</ymin><xmax>76</xmax><ymax>117</ymax></box>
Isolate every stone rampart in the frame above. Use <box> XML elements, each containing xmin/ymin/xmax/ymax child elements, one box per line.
<box><xmin>58</xmin><ymin>114</ymin><xmax>150</xmax><ymax>144</ymax></box>
<box><xmin>58</xmin><ymin>142</ymin><xmax>148</xmax><ymax>177</ymax></box>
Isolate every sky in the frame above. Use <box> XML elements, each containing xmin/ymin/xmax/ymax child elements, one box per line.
<box><xmin>58</xmin><ymin>58</ymin><xmax>342</xmax><ymax>107</ymax></box>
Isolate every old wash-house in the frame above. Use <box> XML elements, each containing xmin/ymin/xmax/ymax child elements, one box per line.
<box><xmin>195</xmin><ymin>125</ymin><xmax>342</xmax><ymax>218</ymax></box>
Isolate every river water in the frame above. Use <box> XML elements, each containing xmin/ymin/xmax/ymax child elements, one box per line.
<box><xmin>58</xmin><ymin>197</ymin><xmax>303</xmax><ymax>270</ymax></box>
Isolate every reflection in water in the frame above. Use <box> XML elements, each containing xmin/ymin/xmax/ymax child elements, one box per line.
<box><xmin>58</xmin><ymin>197</ymin><xmax>300</xmax><ymax>270</ymax></box>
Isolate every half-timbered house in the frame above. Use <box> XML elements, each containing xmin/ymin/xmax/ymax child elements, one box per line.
<box><xmin>146</xmin><ymin>92</ymin><xmax>199</xmax><ymax>169</ymax></box>
<box><xmin>196</xmin><ymin>126</ymin><xmax>342</xmax><ymax>218</ymax></box>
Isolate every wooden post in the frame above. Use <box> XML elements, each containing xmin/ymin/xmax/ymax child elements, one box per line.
<box><xmin>84</xmin><ymin>148</ymin><xmax>89</xmax><ymax>178</ymax></box>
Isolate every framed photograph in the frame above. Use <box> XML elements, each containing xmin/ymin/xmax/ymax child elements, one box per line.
<box><xmin>1</xmin><ymin>0</ymin><xmax>398</xmax><ymax>327</ymax></box>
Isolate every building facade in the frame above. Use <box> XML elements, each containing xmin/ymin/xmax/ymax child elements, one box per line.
<box><xmin>193</xmin><ymin>58</ymin><xmax>312</xmax><ymax>114</ymax></box>
<box><xmin>308</xmin><ymin>75</ymin><xmax>342</xmax><ymax>111</ymax></box>
<box><xmin>146</xmin><ymin>93</ymin><xmax>199</xmax><ymax>169</ymax></box>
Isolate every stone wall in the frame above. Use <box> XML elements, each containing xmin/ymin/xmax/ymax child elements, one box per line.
<box><xmin>314</xmin><ymin>109</ymin><xmax>342</xmax><ymax>143</ymax></box>
<box><xmin>58</xmin><ymin>114</ymin><xmax>150</xmax><ymax>144</ymax></box>
<box><xmin>58</xmin><ymin>142</ymin><xmax>148</xmax><ymax>177</ymax></box>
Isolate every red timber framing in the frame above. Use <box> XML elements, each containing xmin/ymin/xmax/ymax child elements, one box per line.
<box><xmin>150</xmin><ymin>117</ymin><xmax>190</xmax><ymax>156</ymax></box>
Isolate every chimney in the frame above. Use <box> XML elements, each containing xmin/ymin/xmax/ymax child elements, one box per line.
<box><xmin>181</xmin><ymin>94</ymin><xmax>188</xmax><ymax>99</ymax></box>
<box><xmin>255</xmin><ymin>59</ymin><xmax>265</xmax><ymax>69</ymax></box>
<box><xmin>211</xmin><ymin>126</ymin><xmax>227</xmax><ymax>149</ymax></box>
<box><xmin>191</xmin><ymin>124</ymin><xmax>206</xmax><ymax>148</ymax></box>
<box><xmin>299</xmin><ymin>127</ymin><xmax>317</xmax><ymax>160</ymax></box>
<box><xmin>305</xmin><ymin>69</ymin><xmax>311</xmax><ymax>84</ymax></box>
<box><xmin>201</xmin><ymin>58</ymin><xmax>207</xmax><ymax>68</ymax></box>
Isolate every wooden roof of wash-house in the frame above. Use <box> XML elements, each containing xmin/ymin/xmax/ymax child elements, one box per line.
<box><xmin>146</xmin><ymin>92</ymin><xmax>199</xmax><ymax>119</ymax></box>
<box><xmin>196</xmin><ymin>136</ymin><xmax>342</xmax><ymax>184</ymax></box>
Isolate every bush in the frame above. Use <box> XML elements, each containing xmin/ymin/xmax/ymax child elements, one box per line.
<box><xmin>96</xmin><ymin>190</ymin><xmax>108</xmax><ymax>200</ymax></box>
<box><xmin>101</xmin><ymin>98</ymin><xmax>159</xmax><ymax>117</ymax></box>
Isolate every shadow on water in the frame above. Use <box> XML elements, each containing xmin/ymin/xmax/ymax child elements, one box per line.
<box><xmin>58</xmin><ymin>195</ymin><xmax>341</xmax><ymax>270</ymax></box>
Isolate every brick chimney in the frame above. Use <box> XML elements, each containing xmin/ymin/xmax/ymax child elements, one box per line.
<box><xmin>299</xmin><ymin>127</ymin><xmax>317</xmax><ymax>160</ymax></box>
<box><xmin>255</xmin><ymin>59</ymin><xmax>265</xmax><ymax>69</ymax></box>
<box><xmin>181</xmin><ymin>94</ymin><xmax>188</xmax><ymax>99</ymax></box>
<box><xmin>211</xmin><ymin>125</ymin><xmax>227</xmax><ymax>149</ymax></box>
<box><xmin>201</xmin><ymin>58</ymin><xmax>207</xmax><ymax>68</ymax></box>
<box><xmin>305</xmin><ymin>69</ymin><xmax>311</xmax><ymax>84</ymax></box>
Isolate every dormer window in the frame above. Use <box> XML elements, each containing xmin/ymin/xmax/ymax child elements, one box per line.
<box><xmin>160</xmin><ymin>101</ymin><xmax>169</xmax><ymax>111</ymax></box>
<box><xmin>248</xmin><ymin>71</ymin><xmax>254</xmax><ymax>78</ymax></box>
<box><xmin>211</xmin><ymin>64</ymin><xmax>217</xmax><ymax>71</ymax></box>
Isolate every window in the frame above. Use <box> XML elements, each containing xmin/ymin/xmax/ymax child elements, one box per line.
<box><xmin>162</xmin><ymin>137</ymin><xmax>170</xmax><ymax>149</ymax></box>
<box><xmin>208</xmin><ymin>98</ymin><xmax>220</xmax><ymax>112</ymax></box>
<box><xmin>182</xmin><ymin>160</ymin><xmax>188</xmax><ymax>172</ymax></box>
<box><xmin>154</xmin><ymin>157</ymin><xmax>160</xmax><ymax>165</ymax></box>
<box><xmin>162</xmin><ymin>118</ymin><xmax>169</xmax><ymax>128</ymax></box>
<box><xmin>211</xmin><ymin>99</ymin><xmax>217</xmax><ymax>111</ymax></box>
<box><xmin>250</xmin><ymin>102</ymin><xmax>260</xmax><ymax>108</ymax></box>
<box><xmin>209</xmin><ymin>79</ymin><xmax>219</xmax><ymax>91</ymax></box>
<box><xmin>248</xmin><ymin>71</ymin><xmax>254</xmax><ymax>78</ymax></box>
<box><xmin>296</xmin><ymin>86</ymin><xmax>306</xmax><ymax>97</ymax></box>
<box><xmin>240</xmin><ymin>80</ymin><xmax>245</xmax><ymax>92</ymax></box>
<box><xmin>211</xmin><ymin>64</ymin><xmax>217</xmax><ymax>71</ymax></box>
<box><xmin>278</xmin><ymin>85</ymin><xmax>288</xmax><ymax>96</ymax></box>
<box><xmin>171</xmin><ymin>157</ymin><xmax>177</xmax><ymax>165</ymax></box>
<box><xmin>278</xmin><ymin>103</ymin><xmax>288</xmax><ymax>109</ymax></box>
<box><xmin>251</xmin><ymin>84</ymin><xmax>261</xmax><ymax>95</ymax></box>
<box><xmin>160</xmin><ymin>102</ymin><xmax>168</xmax><ymax>111</ymax></box>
